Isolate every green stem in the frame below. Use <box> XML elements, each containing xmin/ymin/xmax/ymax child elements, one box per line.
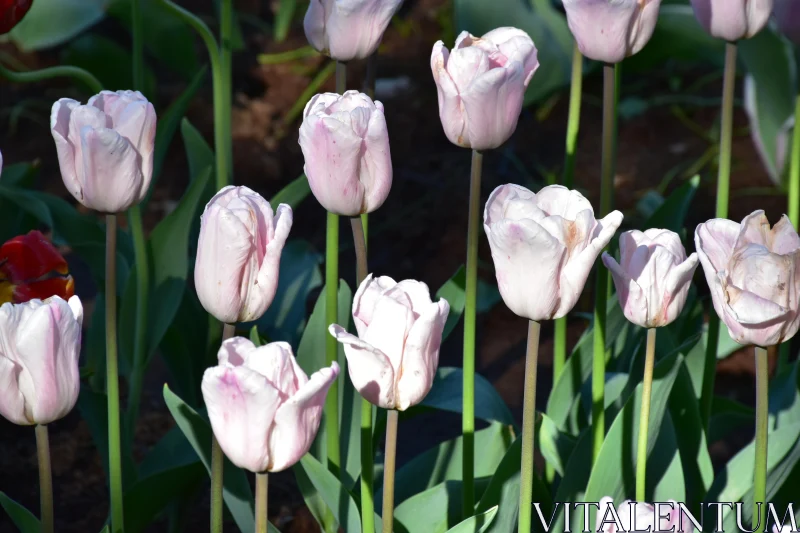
<box><xmin>105</xmin><ymin>215</ymin><xmax>124</xmax><ymax>533</ymax></box>
<box><xmin>364</xmin><ymin>52</ymin><xmax>378</xmax><ymax>99</ymax></box>
<box><xmin>211</xmin><ymin>323</ymin><xmax>236</xmax><ymax>533</ymax></box>
<box><xmin>219</xmin><ymin>0</ymin><xmax>234</xmax><ymax>181</ymax></box>
<box><xmin>325</xmin><ymin>213</ymin><xmax>341</xmax><ymax>473</ymax></box>
<box><xmin>35</xmin><ymin>425</ymin><xmax>53</xmax><ymax>533</ymax></box>
<box><xmin>715</xmin><ymin>42</ymin><xmax>737</xmax><ymax>220</ymax></box>
<box><xmin>131</xmin><ymin>0</ymin><xmax>144</xmax><ymax>91</ymax></box>
<box><xmin>0</xmin><ymin>63</ymin><xmax>103</xmax><ymax>94</ymax></box>
<box><xmin>562</xmin><ymin>41</ymin><xmax>583</xmax><ymax>190</ymax></box>
<box><xmin>124</xmin><ymin>206</ymin><xmax>149</xmax><ymax>440</ymax></box>
<box><xmin>381</xmin><ymin>410</ymin><xmax>399</xmax><ymax>533</ymax></box>
<box><xmin>518</xmin><ymin>320</ymin><xmax>541</xmax><ymax>533</ymax></box>
<box><xmin>463</xmin><ymin>149</ymin><xmax>483</xmax><ymax>514</ymax></box>
<box><xmin>753</xmin><ymin>346</ymin><xmax>769</xmax><ymax>533</ymax></box>
<box><xmin>255</xmin><ymin>473</ymin><xmax>268</xmax><ymax>533</ymax></box>
<box><xmin>700</xmin><ymin>314</ymin><xmax>720</xmax><ymax>431</ymax></box>
<box><xmin>636</xmin><ymin>328</ymin><xmax>657</xmax><ymax>501</ymax></box>
<box><xmin>789</xmin><ymin>93</ymin><xmax>800</xmax><ymax>229</ymax></box>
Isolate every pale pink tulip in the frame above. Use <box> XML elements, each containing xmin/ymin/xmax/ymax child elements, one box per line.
<box><xmin>299</xmin><ymin>91</ymin><xmax>392</xmax><ymax>216</ymax></box>
<box><xmin>0</xmin><ymin>296</ymin><xmax>83</xmax><ymax>426</ymax></box>
<box><xmin>329</xmin><ymin>274</ymin><xmax>449</xmax><ymax>411</ymax></box>
<box><xmin>202</xmin><ymin>337</ymin><xmax>339</xmax><ymax>473</ymax></box>
<box><xmin>596</xmin><ymin>497</ymin><xmax>696</xmax><ymax>533</ymax></box>
<box><xmin>51</xmin><ymin>90</ymin><xmax>156</xmax><ymax>213</ymax></box>
<box><xmin>484</xmin><ymin>184</ymin><xmax>623</xmax><ymax>322</ymax></box>
<box><xmin>563</xmin><ymin>0</ymin><xmax>662</xmax><ymax>64</ymax></box>
<box><xmin>194</xmin><ymin>186</ymin><xmax>293</xmax><ymax>324</ymax></box>
<box><xmin>430</xmin><ymin>27</ymin><xmax>539</xmax><ymax>150</ymax></box>
<box><xmin>303</xmin><ymin>0</ymin><xmax>403</xmax><ymax>62</ymax></box>
<box><xmin>603</xmin><ymin>229</ymin><xmax>699</xmax><ymax>328</ymax></box>
<box><xmin>775</xmin><ymin>0</ymin><xmax>800</xmax><ymax>44</ymax></box>
<box><xmin>690</xmin><ymin>0</ymin><xmax>773</xmax><ymax>41</ymax></box>
<box><xmin>695</xmin><ymin>210</ymin><xmax>800</xmax><ymax>347</ymax></box>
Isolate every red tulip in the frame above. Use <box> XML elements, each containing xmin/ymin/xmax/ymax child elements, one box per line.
<box><xmin>0</xmin><ymin>231</ymin><xmax>74</xmax><ymax>304</ymax></box>
<box><xmin>0</xmin><ymin>0</ymin><xmax>33</xmax><ymax>35</ymax></box>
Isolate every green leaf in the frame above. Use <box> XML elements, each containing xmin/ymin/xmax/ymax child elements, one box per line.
<box><xmin>445</xmin><ymin>506</ymin><xmax>499</xmax><ymax>533</ymax></box>
<box><xmin>274</xmin><ymin>0</ymin><xmax>298</xmax><ymax>42</ymax></box>
<box><xmin>181</xmin><ymin>118</ymin><xmax>215</xmax><ymax>180</ymax></box>
<box><xmin>9</xmin><ymin>0</ymin><xmax>109</xmax><ymax>51</ymax></box>
<box><xmin>0</xmin><ymin>162</ymin><xmax>38</xmax><ymax>188</ymax></box>
<box><xmin>163</xmin><ymin>384</ymin><xmax>256</xmax><ymax>532</ymax></box>
<box><xmin>709</xmin><ymin>396</ymin><xmax>755</xmax><ymax>443</ymax></box>
<box><xmin>124</xmin><ymin>462</ymin><xmax>206</xmax><ymax>533</ymax></box>
<box><xmin>295</xmin><ymin>454</ymin><xmax>361</xmax><ymax>533</ymax></box>
<box><xmin>0</xmin><ymin>492</ymin><xmax>40</xmax><ymax>533</ymax></box>
<box><xmin>0</xmin><ymin>185</ymin><xmax>53</xmax><ymax>228</ymax></box>
<box><xmin>270</xmin><ymin>174</ymin><xmax>312</xmax><ymax>211</ymax></box>
<box><xmin>394</xmin><ymin>480</ymin><xmax>467</xmax><ymax>533</ymax></box>
<box><xmin>537</xmin><ymin>413</ymin><xmax>577</xmax><ymax>478</ymax></box>
<box><xmin>435</xmin><ymin>265</ymin><xmax>502</xmax><ymax>341</ymax></box>
<box><xmin>643</xmin><ymin>175</ymin><xmax>700</xmax><ymax>234</ymax></box>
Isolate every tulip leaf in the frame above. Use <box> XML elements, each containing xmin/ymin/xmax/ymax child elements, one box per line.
<box><xmin>445</xmin><ymin>506</ymin><xmax>499</xmax><ymax>533</ymax></box>
<box><xmin>393</xmin><ymin>480</ymin><xmax>470</xmax><ymax>533</ymax></box>
<box><xmin>420</xmin><ymin>367</ymin><xmax>516</xmax><ymax>428</ymax></box>
<box><xmin>9</xmin><ymin>0</ymin><xmax>109</xmax><ymax>51</ymax></box>
<box><xmin>0</xmin><ymin>185</ymin><xmax>53</xmax><ymax>228</ymax></box>
<box><xmin>436</xmin><ymin>265</ymin><xmax>502</xmax><ymax>341</ymax></box>
<box><xmin>537</xmin><ymin>413</ymin><xmax>577</xmax><ymax>478</ymax></box>
<box><xmin>642</xmin><ymin>175</ymin><xmax>700</xmax><ymax>235</ymax></box>
<box><xmin>0</xmin><ymin>492</ymin><xmax>40</xmax><ymax>533</ymax></box>
<box><xmin>163</xmin><ymin>384</ymin><xmax>258</xmax><ymax>533</ymax></box>
<box><xmin>274</xmin><ymin>0</ymin><xmax>298</xmax><ymax>42</ymax></box>
<box><xmin>124</xmin><ymin>462</ymin><xmax>206</xmax><ymax>533</ymax></box>
<box><xmin>270</xmin><ymin>174</ymin><xmax>312</xmax><ymax>211</ymax></box>
<box><xmin>295</xmin><ymin>454</ymin><xmax>362</xmax><ymax>533</ymax></box>
<box><xmin>709</xmin><ymin>395</ymin><xmax>755</xmax><ymax>444</ymax></box>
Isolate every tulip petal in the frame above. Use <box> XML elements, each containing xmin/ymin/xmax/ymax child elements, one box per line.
<box><xmin>79</xmin><ymin>127</ymin><xmax>144</xmax><ymax>213</ymax></box>
<box><xmin>460</xmin><ymin>64</ymin><xmax>524</xmax><ymax>150</ymax></box>
<box><xmin>603</xmin><ymin>251</ymin><xmax>648</xmax><ymax>328</ymax></box>
<box><xmin>218</xmin><ymin>336</ymin><xmax>258</xmax><ymax>367</ymax></box>
<box><xmin>724</xmin><ymin>282</ymin><xmax>791</xmax><ymax>326</ymax></box>
<box><xmin>0</xmin><ymin>356</ymin><xmax>27</xmax><ymax>425</ymax></box>
<box><xmin>431</xmin><ymin>41</ymin><xmax>468</xmax><ymax>147</ymax></box>
<box><xmin>244</xmin><ymin>203</ymin><xmax>293</xmax><ymax>322</ymax></box>
<box><xmin>244</xmin><ymin>341</ymin><xmax>308</xmax><ymax>399</ymax></box>
<box><xmin>533</xmin><ymin>184</ymin><xmax>594</xmax><ymax>220</ymax></box>
<box><xmin>770</xmin><ymin>215</ymin><xmax>800</xmax><ymax>255</ymax></box>
<box><xmin>361</xmin><ymin>102</ymin><xmax>392</xmax><ymax>213</ymax></box>
<box><xmin>363</xmin><ymin>290</ymin><xmax>415</xmax><ymax>373</ymax></box>
<box><xmin>352</xmin><ymin>274</ymin><xmax>396</xmax><ymax>337</ymax></box>
<box><xmin>329</xmin><ymin>324</ymin><xmax>396</xmax><ymax>409</ymax></box>
<box><xmin>50</xmin><ymin>99</ymin><xmax>81</xmax><ymax>198</ymax></box>
<box><xmin>661</xmin><ymin>253</ymin><xmax>699</xmax><ymax>325</ymax></box>
<box><xmin>394</xmin><ymin>279</ymin><xmax>434</xmax><ymax>316</ymax></box>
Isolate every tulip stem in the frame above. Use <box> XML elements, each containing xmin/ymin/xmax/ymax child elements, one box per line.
<box><xmin>463</xmin><ymin>149</ymin><xmax>482</xmax><ymax>515</ymax></box>
<box><xmin>635</xmin><ymin>328</ymin><xmax>657</xmax><ymax>502</ymax></box>
<box><xmin>35</xmin><ymin>425</ymin><xmax>54</xmax><ymax>533</ymax></box>
<box><xmin>131</xmin><ymin>0</ymin><xmax>144</xmax><ymax>91</ymax></box>
<box><xmin>700</xmin><ymin>314</ymin><xmax>720</xmax><ymax>431</ymax></box>
<box><xmin>0</xmin><ymin>63</ymin><xmax>103</xmax><ymax>95</ymax></box>
<box><xmin>255</xmin><ymin>473</ymin><xmax>268</xmax><ymax>533</ymax></box>
<box><xmin>364</xmin><ymin>51</ymin><xmax>377</xmax><ymax>100</ymax></box>
<box><xmin>562</xmin><ymin>41</ymin><xmax>583</xmax><ymax>190</ymax></box>
<box><xmin>325</xmin><ymin>212</ymin><xmax>342</xmax><ymax>469</ymax></box>
<box><xmin>219</xmin><ymin>0</ymin><xmax>234</xmax><ymax>181</ymax></box>
<box><xmin>382</xmin><ymin>410</ymin><xmax>399</xmax><ymax>533</ymax></box>
<box><xmin>518</xmin><ymin>320</ymin><xmax>541</xmax><ymax>533</ymax></box>
<box><xmin>790</xmin><ymin>93</ymin><xmax>800</xmax><ymax>230</ymax></box>
<box><xmin>753</xmin><ymin>346</ymin><xmax>769</xmax><ymax>533</ymax></box>
<box><xmin>105</xmin><ymin>214</ymin><xmax>125</xmax><ymax>533</ymax></box>
<box><xmin>716</xmin><ymin>42</ymin><xmax>737</xmax><ymax>220</ymax></box>
<box><xmin>211</xmin><ymin>323</ymin><xmax>236</xmax><ymax>533</ymax></box>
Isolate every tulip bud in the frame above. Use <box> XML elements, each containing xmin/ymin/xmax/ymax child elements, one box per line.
<box><xmin>690</xmin><ymin>0</ymin><xmax>773</xmax><ymax>41</ymax></box>
<box><xmin>484</xmin><ymin>184</ymin><xmax>623</xmax><ymax>322</ymax></box>
<box><xmin>303</xmin><ymin>0</ymin><xmax>403</xmax><ymax>62</ymax></box>
<box><xmin>194</xmin><ymin>186</ymin><xmax>293</xmax><ymax>324</ymax></box>
<box><xmin>0</xmin><ymin>295</ymin><xmax>83</xmax><ymax>426</ymax></box>
<box><xmin>775</xmin><ymin>0</ymin><xmax>800</xmax><ymax>44</ymax></box>
<box><xmin>329</xmin><ymin>274</ymin><xmax>449</xmax><ymax>411</ymax></box>
<box><xmin>299</xmin><ymin>91</ymin><xmax>392</xmax><ymax>216</ymax></box>
<box><xmin>0</xmin><ymin>0</ymin><xmax>33</xmax><ymax>34</ymax></box>
<box><xmin>430</xmin><ymin>28</ymin><xmax>539</xmax><ymax>150</ymax></box>
<box><xmin>695</xmin><ymin>210</ymin><xmax>800</xmax><ymax>347</ymax></box>
<box><xmin>0</xmin><ymin>230</ymin><xmax>75</xmax><ymax>305</ymax></box>
<box><xmin>596</xmin><ymin>497</ymin><xmax>696</xmax><ymax>533</ymax></box>
<box><xmin>602</xmin><ymin>229</ymin><xmax>699</xmax><ymax>328</ymax></box>
<box><xmin>202</xmin><ymin>337</ymin><xmax>339</xmax><ymax>473</ymax></box>
<box><xmin>562</xmin><ymin>0</ymin><xmax>662</xmax><ymax>64</ymax></box>
<box><xmin>50</xmin><ymin>90</ymin><xmax>157</xmax><ymax>214</ymax></box>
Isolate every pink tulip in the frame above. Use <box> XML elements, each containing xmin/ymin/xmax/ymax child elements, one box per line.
<box><xmin>0</xmin><ymin>296</ymin><xmax>83</xmax><ymax>426</ymax></box>
<box><xmin>303</xmin><ymin>0</ymin><xmax>403</xmax><ymax>62</ymax></box>
<box><xmin>775</xmin><ymin>0</ymin><xmax>800</xmax><ymax>44</ymax></box>
<box><xmin>484</xmin><ymin>184</ymin><xmax>623</xmax><ymax>322</ymax></box>
<box><xmin>602</xmin><ymin>229</ymin><xmax>699</xmax><ymax>328</ymax></box>
<box><xmin>430</xmin><ymin>27</ymin><xmax>539</xmax><ymax>150</ymax></box>
<box><xmin>690</xmin><ymin>0</ymin><xmax>773</xmax><ymax>41</ymax></box>
<box><xmin>194</xmin><ymin>186</ymin><xmax>293</xmax><ymax>324</ymax></box>
<box><xmin>695</xmin><ymin>210</ymin><xmax>800</xmax><ymax>347</ymax></box>
<box><xmin>596</xmin><ymin>497</ymin><xmax>696</xmax><ymax>533</ymax></box>
<box><xmin>51</xmin><ymin>90</ymin><xmax>157</xmax><ymax>213</ymax></box>
<box><xmin>563</xmin><ymin>0</ymin><xmax>662</xmax><ymax>64</ymax></box>
<box><xmin>299</xmin><ymin>91</ymin><xmax>392</xmax><ymax>216</ymax></box>
<box><xmin>328</xmin><ymin>274</ymin><xmax>449</xmax><ymax>410</ymax></box>
<box><xmin>202</xmin><ymin>337</ymin><xmax>339</xmax><ymax>473</ymax></box>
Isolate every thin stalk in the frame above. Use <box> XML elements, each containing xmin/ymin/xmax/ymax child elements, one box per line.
<box><xmin>105</xmin><ymin>215</ymin><xmax>124</xmax><ymax>533</ymax></box>
<box><xmin>715</xmin><ymin>42</ymin><xmax>737</xmax><ymax>220</ymax></box>
<box><xmin>364</xmin><ymin>51</ymin><xmax>377</xmax><ymax>100</ymax></box>
<box><xmin>0</xmin><ymin>63</ymin><xmax>103</xmax><ymax>94</ymax></box>
<box><xmin>219</xmin><ymin>0</ymin><xmax>234</xmax><ymax>180</ymax></box>
<box><xmin>753</xmin><ymin>346</ymin><xmax>769</xmax><ymax>533</ymax></box>
<box><xmin>463</xmin><ymin>149</ymin><xmax>483</xmax><ymax>513</ymax></box>
<box><xmin>700</xmin><ymin>314</ymin><xmax>720</xmax><ymax>431</ymax></box>
<box><xmin>211</xmin><ymin>323</ymin><xmax>236</xmax><ymax>533</ymax></box>
<box><xmin>518</xmin><ymin>321</ymin><xmax>541</xmax><ymax>533</ymax></box>
<box><xmin>131</xmin><ymin>0</ymin><xmax>144</xmax><ymax>91</ymax></box>
<box><xmin>591</xmin><ymin>63</ymin><xmax>616</xmax><ymax>463</ymax></box>
<box><xmin>789</xmin><ymin>93</ymin><xmax>800</xmax><ymax>229</ymax></box>
<box><xmin>382</xmin><ymin>410</ymin><xmax>399</xmax><ymax>533</ymax></box>
<box><xmin>255</xmin><ymin>473</ymin><xmax>268</xmax><ymax>533</ymax></box>
<box><xmin>636</xmin><ymin>328</ymin><xmax>657</xmax><ymax>501</ymax></box>
<box><xmin>336</xmin><ymin>61</ymin><xmax>347</xmax><ymax>93</ymax></box>
<box><xmin>35</xmin><ymin>425</ymin><xmax>53</xmax><ymax>533</ymax></box>
<box><xmin>325</xmin><ymin>211</ymin><xmax>341</xmax><ymax>476</ymax></box>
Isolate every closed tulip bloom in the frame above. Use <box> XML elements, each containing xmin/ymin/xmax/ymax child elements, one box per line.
<box><xmin>602</xmin><ymin>229</ymin><xmax>699</xmax><ymax>328</ymax></box>
<box><xmin>50</xmin><ymin>90</ymin><xmax>156</xmax><ymax>213</ymax></box>
<box><xmin>430</xmin><ymin>27</ymin><xmax>539</xmax><ymax>150</ymax></box>
<box><xmin>329</xmin><ymin>274</ymin><xmax>449</xmax><ymax>411</ymax></box>
<box><xmin>303</xmin><ymin>0</ymin><xmax>403</xmax><ymax>62</ymax></box>
<box><xmin>484</xmin><ymin>184</ymin><xmax>623</xmax><ymax>322</ymax></box>
<box><xmin>202</xmin><ymin>338</ymin><xmax>339</xmax><ymax>473</ymax></box>
<box><xmin>0</xmin><ymin>0</ymin><xmax>33</xmax><ymax>34</ymax></box>
<box><xmin>775</xmin><ymin>0</ymin><xmax>800</xmax><ymax>44</ymax></box>
<box><xmin>695</xmin><ymin>210</ymin><xmax>800</xmax><ymax>347</ymax></box>
<box><xmin>195</xmin><ymin>186</ymin><xmax>292</xmax><ymax>324</ymax></box>
<box><xmin>690</xmin><ymin>0</ymin><xmax>773</xmax><ymax>41</ymax></box>
<box><xmin>562</xmin><ymin>0</ymin><xmax>662</xmax><ymax>64</ymax></box>
<box><xmin>0</xmin><ymin>296</ymin><xmax>83</xmax><ymax>426</ymax></box>
<box><xmin>596</xmin><ymin>497</ymin><xmax>695</xmax><ymax>533</ymax></box>
<box><xmin>0</xmin><ymin>230</ymin><xmax>75</xmax><ymax>305</ymax></box>
<box><xmin>299</xmin><ymin>91</ymin><xmax>392</xmax><ymax>216</ymax></box>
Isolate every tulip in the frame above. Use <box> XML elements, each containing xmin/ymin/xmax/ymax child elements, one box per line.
<box><xmin>50</xmin><ymin>90</ymin><xmax>157</xmax><ymax>214</ymax></box>
<box><xmin>0</xmin><ymin>295</ymin><xmax>83</xmax><ymax>426</ymax></box>
<box><xmin>303</xmin><ymin>0</ymin><xmax>403</xmax><ymax>62</ymax></box>
<box><xmin>430</xmin><ymin>28</ymin><xmax>539</xmax><ymax>151</ymax></box>
<box><xmin>690</xmin><ymin>0</ymin><xmax>773</xmax><ymax>41</ymax></box>
<box><xmin>484</xmin><ymin>184</ymin><xmax>623</xmax><ymax>322</ymax></box>
<box><xmin>299</xmin><ymin>91</ymin><xmax>392</xmax><ymax>216</ymax></box>
<box><xmin>602</xmin><ymin>229</ymin><xmax>699</xmax><ymax>328</ymax></box>
<box><xmin>328</xmin><ymin>274</ymin><xmax>449</xmax><ymax>410</ymax></box>
<box><xmin>562</xmin><ymin>0</ymin><xmax>662</xmax><ymax>64</ymax></box>
<box><xmin>0</xmin><ymin>0</ymin><xmax>32</xmax><ymax>34</ymax></box>
<box><xmin>0</xmin><ymin>231</ymin><xmax>75</xmax><ymax>305</ymax></box>
<box><xmin>695</xmin><ymin>210</ymin><xmax>800</xmax><ymax>347</ymax></box>
<box><xmin>202</xmin><ymin>337</ymin><xmax>339</xmax><ymax>473</ymax></box>
<box><xmin>194</xmin><ymin>186</ymin><xmax>293</xmax><ymax>324</ymax></box>
<box><xmin>596</xmin><ymin>497</ymin><xmax>696</xmax><ymax>533</ymax></box>
<box><xmin>775</xmin><ymin>0</ymin><xmax>800</xmax><ymax>44</ymax></box>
